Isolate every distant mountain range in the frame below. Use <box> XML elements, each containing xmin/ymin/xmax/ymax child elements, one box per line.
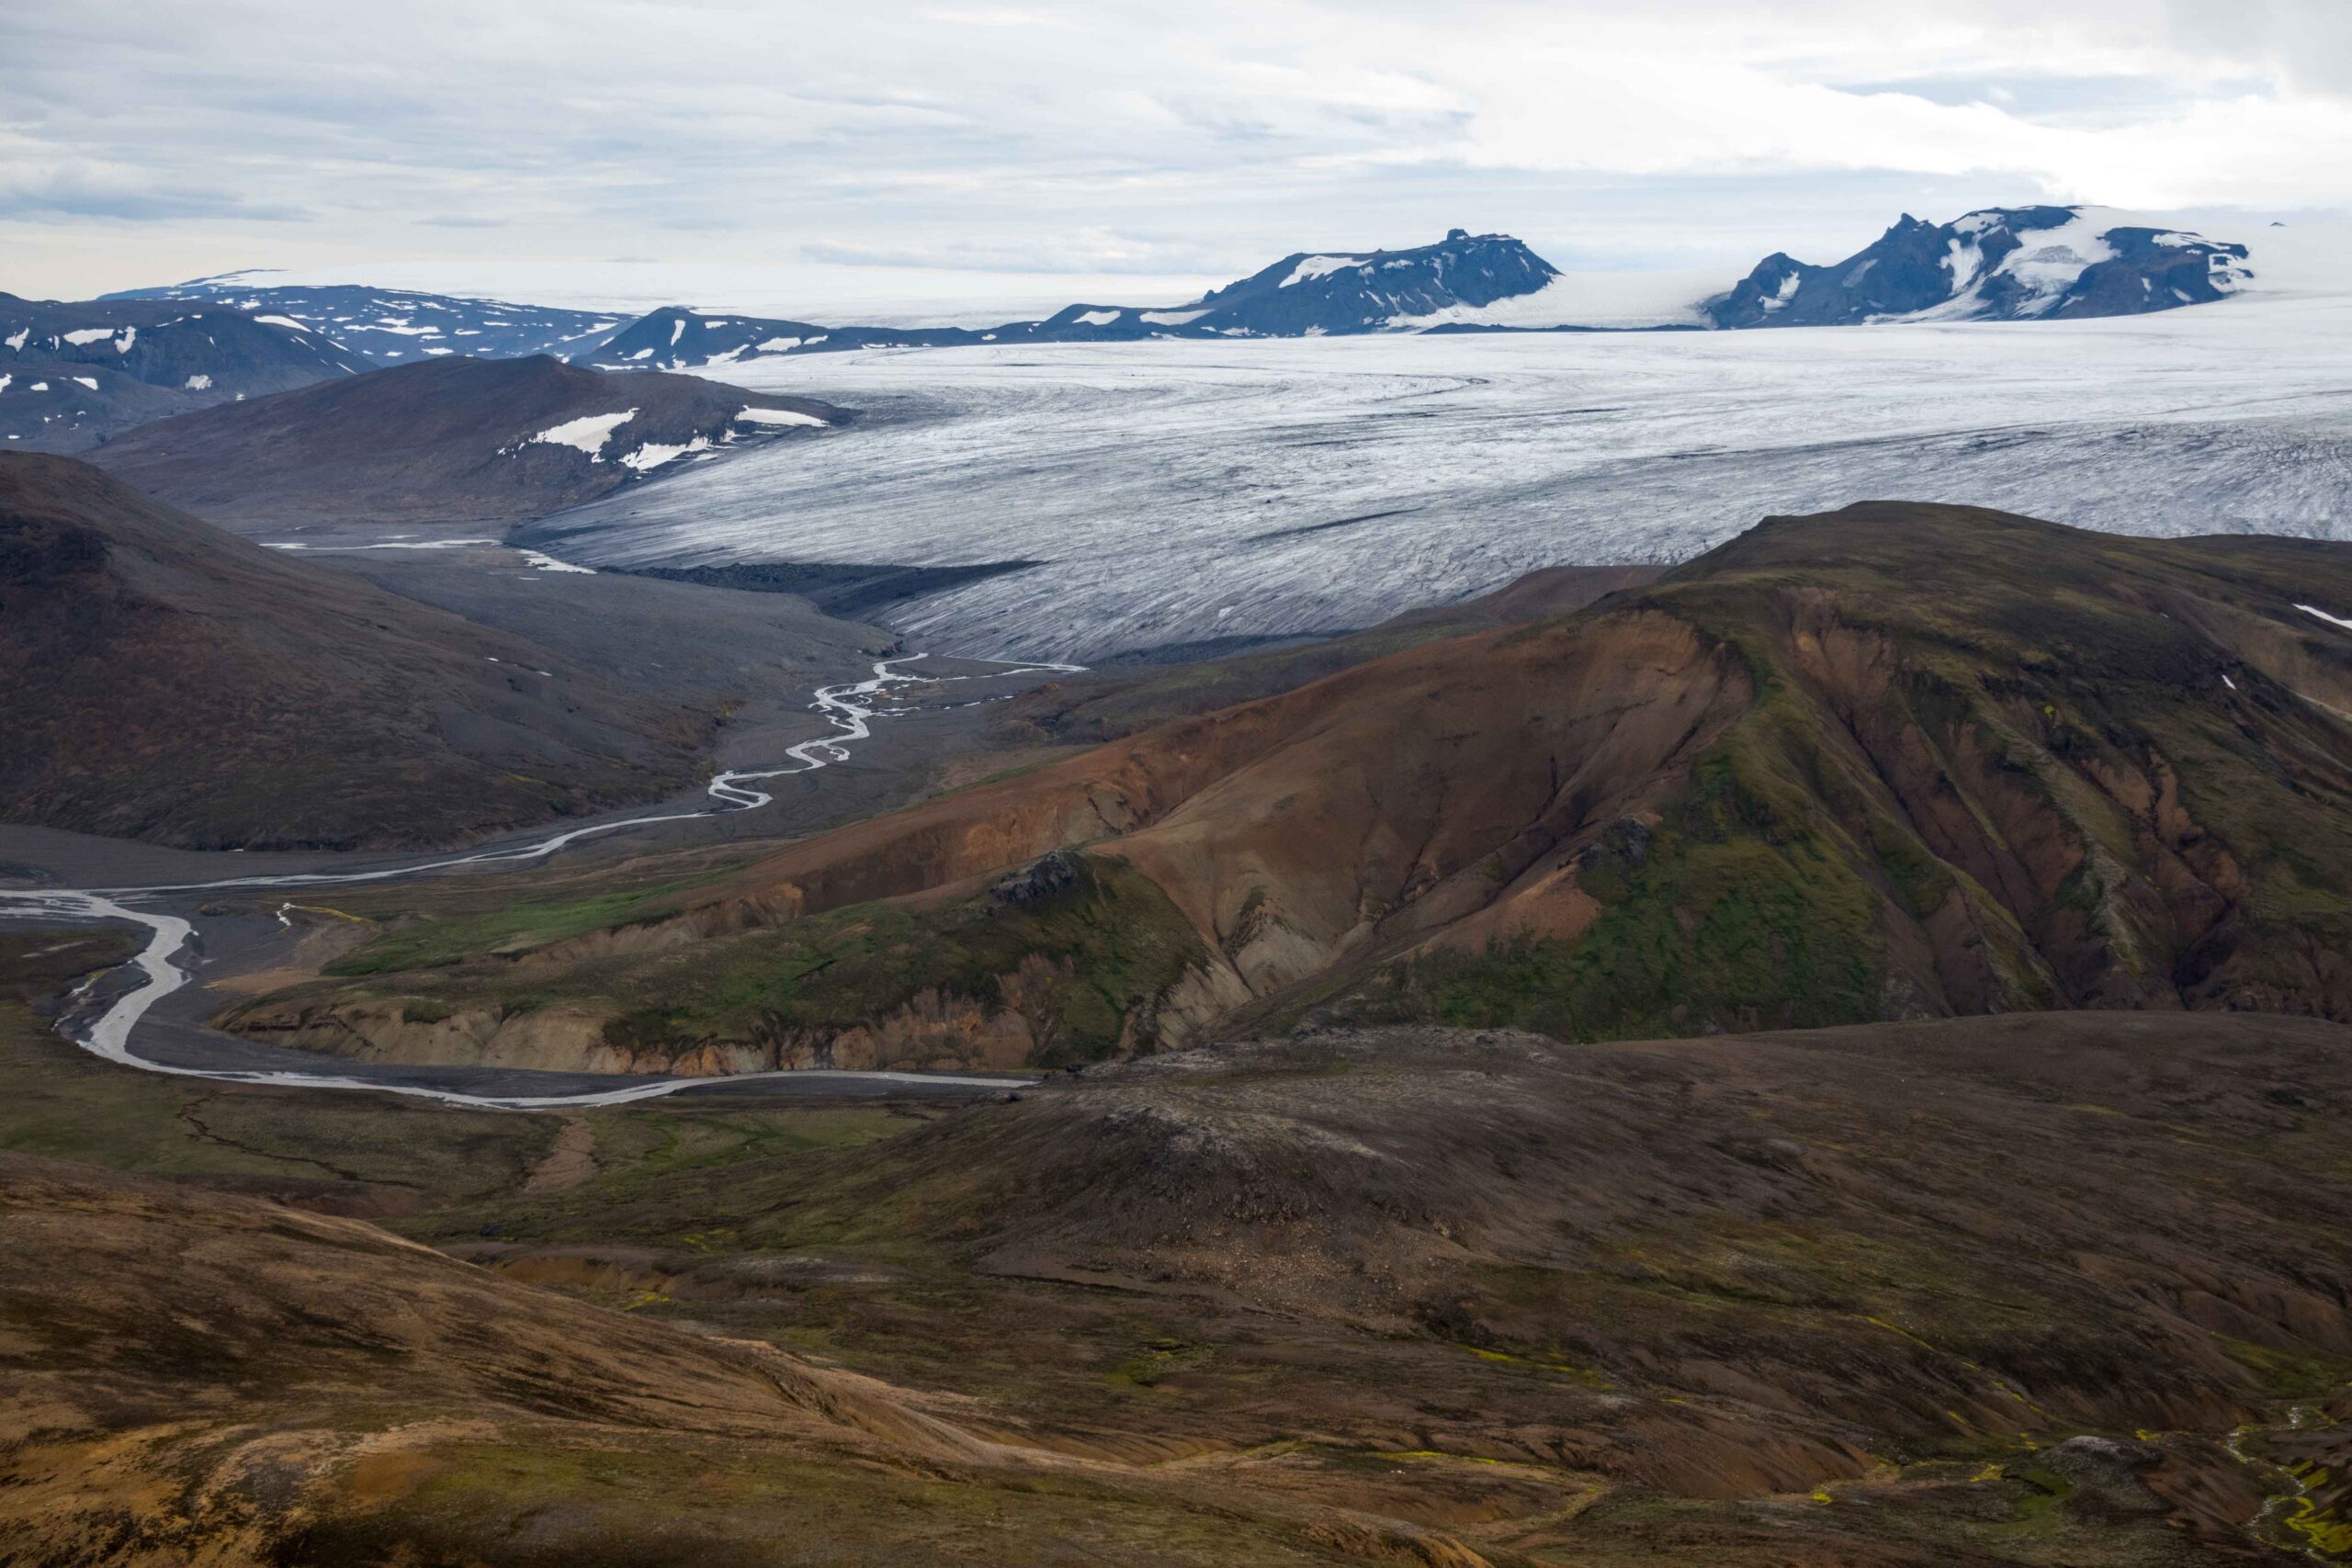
<box><xmin>106</xmin><ymin>278</ymin><xmax>628</xmax><ymax>363</ymax></box>
<box><xmin>3</xmin><ymin>209</ymin><xmax>2271</xmax><ymax>450</ymax></box>
<box><xmin>588</xmin><ymin>229</ymin><xmax>1565</xmax><ymax>367</ymax></box>
<box><xmin>0</xmin><ymin>291</ymin><xmax>363</xmax><ymax>451</ymax></box>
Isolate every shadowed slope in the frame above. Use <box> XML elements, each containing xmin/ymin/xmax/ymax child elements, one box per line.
<box><xmin>0</xmin><ymin>454</ymin><xmax>715</xmax><ymax>849</ymax></box>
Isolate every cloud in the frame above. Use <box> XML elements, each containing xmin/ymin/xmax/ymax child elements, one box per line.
<box><xmin>0</xmin><ymin>158</ymin><xmax>309</xmax><ymax>222</ymax></box>
<box><xmin>1</xmin><ymin>0</ymin><xmax>2347</xmax><ymax>299</ymax></box>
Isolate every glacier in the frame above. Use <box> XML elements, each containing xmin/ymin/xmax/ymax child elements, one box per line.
<box><xmin>526</xmin><ymin>275</ymin><xmax>2352</xmax><ymax>664</ymax></box>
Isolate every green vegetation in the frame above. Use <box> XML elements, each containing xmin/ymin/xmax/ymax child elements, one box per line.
<box><xmin>278</xmin><ymin>852</ymin><xmax>1211</xmax><ymax>1072</ymax></box>
<box><xmin>0</xmin><ymin>931</ymin><xmax>554</xmax><ymax>1200</ymax></box>
<box><xmin>328</xmin><ymin>882</ymin><xmax>711</xmax><ymax>975</ymax></box>
<box><xmin>1385</xmin><ymin>730</ymin><xmax>1883</xmax><ymax>1040</ymax></box>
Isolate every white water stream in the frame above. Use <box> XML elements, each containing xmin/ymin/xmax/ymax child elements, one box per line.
<box><xmin>0</xmin><ymin>654</ymin><xmax>1074</xmax><ymax>1110</ymax></box>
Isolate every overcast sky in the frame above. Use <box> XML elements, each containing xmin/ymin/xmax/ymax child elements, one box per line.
<box><xmin>6</xmin><ymin>0</ymin><xmax>2351</xmax><ymax>311</ymax></box>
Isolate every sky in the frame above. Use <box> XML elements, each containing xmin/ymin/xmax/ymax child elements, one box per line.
<box><xmin>6</xmin><ymin>0</ymin><xmax>2352</xmax><ymax>315</ymax></box>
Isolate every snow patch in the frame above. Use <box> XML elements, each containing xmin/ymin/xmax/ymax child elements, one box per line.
<box><xmin>619</xmin><ymin>435</ymin><xmax>714</xmax><ymax>470</ymax></box>
<box><xmin>184</xmin><ymin>374</ymin><xmax>211</xmax><ymax>390</ymax></box>
<box><xmin>254</xmin><ymin>314</ymin><xmax>312</xmax><ymax>332</ymax></box>
<box><xmin>70</xmin><ymin>376</ymin><xmax>97</xmax><ymax>389</ymax></box>
<box><xmin>2298</xmin><ymin>603</ymin><xmax>2352</xmax><ymax>633</ymax></box>
<box><xmin>62</xmin><ymin>328</ymin><xmax>113</xmax><ymax>345</ymax></box>
<box><xmin>1280</xmin><ymin>255</ymin><xmax>1367</xmax><ymax>288</ymax></box>
<box><xmin>3</xmin><ymin>329</ymin><xmax>26</xmax><ymax>352</ymax></box>
<box><xmin>1074</xmin><ymin>309</ymin><xmax>1122</xmax><ymax>326</ymax></box>
<box><xmin>526</xmin><ymin>408</ymin><xmax>639</xmax><ymax>459</ymax></box>
<box><xmin>518</xmin><ymin>548</ymin><xmax>595</xmax><ymax>574</ymax></box>
<box><xmin>1139</xmin><ymin>309</ymin><xmax>1209</xmax><ymax>325</ymax></box>
<box><xmin>736</xmin><ymin>405</ymin><xmax>829</xmax><ymax>428</ymax></box>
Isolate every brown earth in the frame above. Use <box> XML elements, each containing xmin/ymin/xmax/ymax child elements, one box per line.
<box><xmin>0</xmin><ymin>453</ymin><xmax>718</xmax><ymax>849</ymax></box>
<box><xmin>13</xmin><ymin>993</ymin><xmax>2352</xmax><ymax>1562</ymax></box>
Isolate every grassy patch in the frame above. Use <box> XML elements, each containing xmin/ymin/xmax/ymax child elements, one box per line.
<box><xmin>1390</xmin><ymin>735</ymin><xmax>1882</xmax><ymax>1040</ymax></box>
<box><xmin>326</xmin><ymin>885</ymin><xmax>695</xmax><ymax>975</ymax></box>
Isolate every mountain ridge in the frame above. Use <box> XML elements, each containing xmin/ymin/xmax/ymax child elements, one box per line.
<box><xmin>62</xmin><ymin>207</ymin><xmax>2278</xmax><ymax>406</ymax></box>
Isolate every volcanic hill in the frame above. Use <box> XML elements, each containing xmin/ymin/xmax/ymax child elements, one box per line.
<box><xmin>0</xmin><ymin>453</ymin><xmax>718</xmax><ymax>849</ymax></box>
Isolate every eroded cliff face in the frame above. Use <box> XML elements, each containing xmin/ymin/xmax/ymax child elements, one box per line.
<box><xmin>220</xmin><ymin>505</ymin><xmax>2352</xmax><ymax>1077</ymax></box>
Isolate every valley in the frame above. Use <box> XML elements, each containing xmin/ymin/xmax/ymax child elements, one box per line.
<box><xmin>7</xmin><ymin>199</ymin><xmax>2352</xmax><ymax>1568</ymax></box>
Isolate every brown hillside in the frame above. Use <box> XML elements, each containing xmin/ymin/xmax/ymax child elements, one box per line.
<box><xmin>91</xmin><ymin>354</ymin><xmax>838</xmax><ymax>529</ymax></box>
<box><xmin>0</xmin><ymin>454</ymin><xmax>715</xmax><ymax>849</ymax></box>
<box><xmin>229</xmin><ymin>502</ymin><xmax>2352</xmax><ymax>1071</ymax></box>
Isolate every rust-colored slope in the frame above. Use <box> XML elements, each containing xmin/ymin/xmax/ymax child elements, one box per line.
<box><xmin>0</xmin><ymin>1153</ymin><xmax>1549</xmax><ymax>1566</ymax></box>
<box><xmin>1110</xmin><ymin>610</ymin><xmax>1749</xmax><ymax>996</ymax></box>
<box><xmin>702</xmin><ymin>606</ymin><xmax>1747</xmax><ymax>959</ymax></box>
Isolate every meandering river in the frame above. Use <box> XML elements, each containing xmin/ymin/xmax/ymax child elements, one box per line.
<box><xmin>0</xmin><ymin>654</ymin><xmax>1071</xmax><ymax>1110</ymax></box>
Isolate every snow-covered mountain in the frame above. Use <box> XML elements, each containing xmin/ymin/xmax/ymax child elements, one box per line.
<box><xmin>590</xmin><ymin>310</ymin><xmax>972</xmax><ymax>369</ymax></box>
<box><xmin>106</xmin><ymin>277</ymin><xmax>627</xmax><ymax>365</ymax></box>
<box><xmin>1115</xmin><ymin>229</ymin><xmax>1559</xmax><ymax>336</ymax></box>
<box><xmin>0</xmin><ymin>292</ymin><xmax>361</xmax><ymax>451</ymax></box>
<box><xmin>1706</xmin><ymin>207</ymin><xmax>2253</xmax><ymax>328</ymax></box>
